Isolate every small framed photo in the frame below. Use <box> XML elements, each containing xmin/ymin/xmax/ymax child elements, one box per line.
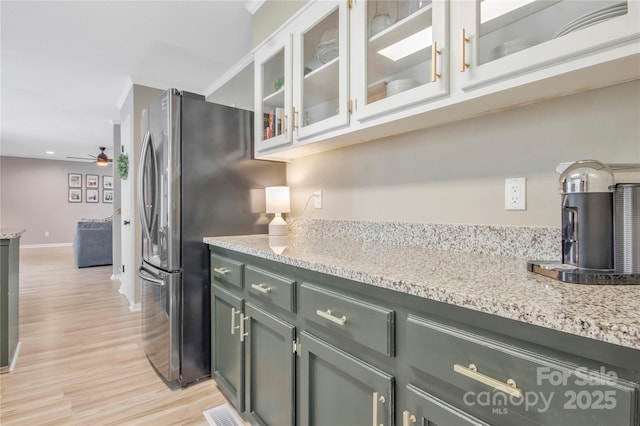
<box><xmin>86</xmin><ymin>174</ymin><xmax>99</xmax><ymax>188</ymax></box>
<box><xmin>68</xmin><ymin>173</ymin><xmax>82</xmax><ymax>188</ymax></box>
<box><xmin>68</xmin><ymin>188</ymin><xmax>82</xmax><ymax>203</ymax></box>
<box><xmin>86</xmin><ymin>189</ymin><xmax>99</xmax><ymax>203</ymax></box>
<box><xmin>103</xmin><ymin>190</ymin><xmax>113</xmax><ymax>203</ymax></box>
<box><xmin>103</xmin><ymin>175</ymin><xmax>113</xmax><ymax>189</ymax></box>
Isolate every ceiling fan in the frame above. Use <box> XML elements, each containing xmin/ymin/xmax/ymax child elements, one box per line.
<box><xmin>66</xmin><ymin>147</ymin><xmax>113</xmax><ymax>166</ymax></box>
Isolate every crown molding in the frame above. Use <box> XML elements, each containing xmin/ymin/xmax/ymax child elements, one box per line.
<box><xmin>246</xmin><ymin>0</ymin><xmax>266</xmax><ymax>15</ymax></box>
<box><xmin>203</xmin><ymin>51</ymin><xmax>254</xmax><ymax>97</ymax></box>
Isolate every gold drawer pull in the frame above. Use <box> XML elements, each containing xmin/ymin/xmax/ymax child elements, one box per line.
<box><xmin>372</xmin><ymin>392</ymin><xmax>385</xmax><ymax>426</ymax></box>
<box><xmin>460</xmin><ymin>28</ymin><xmax>470</xmax><ymax>72</ymax></box>
<box><xmin>251</xmin><ymin>283</ymin><xmax>271</xmax><ymax>294</ymax></box>
<box><xmin>316</xmin><ymin>309</ymin><xmax>347</xmax><ymax>326</ymax></box>
<box><xmin>239</xmin><ymin>313</ymin><xmax>249</xmax><ymax>342</ymax></box>
<box><xmin>431</xmin><ymin>41</ymin><xmax>441</xmax><ymax>82</ymax></box>
<box><xmin>230</xmin><ymin>307</ymin><xmax>241</xmax><ymax>335</ymax></box>
<box><xmin>454</xmin><ymin>363</ymin><xmax>522</xmax><ymax>398</ymax></box>
<box><xmin>402</xmin><ymin>410</ymin><xmax>416</xmax><ymax>426</ymax></box>
<box><xmin>214</xmin><ymin>267</ymin><xmax>230</xmax><ymax>275</ymax></box>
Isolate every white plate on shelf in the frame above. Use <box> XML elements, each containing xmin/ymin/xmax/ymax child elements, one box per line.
<box><xmin>553</xmin><ymin>2</ymin><xmax>627</xmax><ymax>38</ymax></box>
<box><xmin>555</xmin><ymin>6</ymin><xmax>627</xmax><ymax>38</ymax></box>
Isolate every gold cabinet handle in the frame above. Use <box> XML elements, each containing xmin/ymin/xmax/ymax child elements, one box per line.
<box><xmin>402</xmin><ymin>410</ymin><xmax>417</xmax><ymax>426</ymax></box>
<box><xmin>431</xmin><ymin>41</ymin><xmax>442</xmax><ymax>82</ymax></box>
<box><xmin>372</xmin><ymin>392</ymin><xmax>385</xmax><ymax>426</ymax></box>
<box><xmin>239</xmin><ymin>313</ymin><xmax>249</xmax><ymax>342</ymax></box>
<box><xmin>251</xmin><ymin>283</ymin><xmax>271</xmax><ymax>294</ymax></box>
<box><xmin>292</xmin><ymin>107</ymin><xmax>298</xmax><ymax>130</ymax></box>
<box><xmin>316</xmin><ymin>309</ymin><xmax>347</xmax><ymax>326</ymax></box>
<box><xmin>460</xmin><ymin>28</ymin><xmax>470</xmax><ymax>72</ymax></box>
<box><xmin>453</xmin><ymin>363</ymin><xmax>522</xmax><ymax>398</ymax></box>
<box><xmin>214</xmin><ymin>267</ymin><xmax>230</xmax><ymax>275</ymax></box>
<box><xmin>230</xmin><ymin>307</ymin><xmax>241</xmax><ymax>335</ymax></box>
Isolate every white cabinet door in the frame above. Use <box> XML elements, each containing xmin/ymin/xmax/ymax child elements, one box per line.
<box><xmin>254</xmin><ymin>34</ymin><xmax>293</xmax><ymax>156</ymax></box>
<box><xmin>458</xmin><ymin>0</ymin><xmax>640</xmax><ymax>91</ymax></box>
<box><xmin>293</xmin><ymin>0</ymin><xmax>350</xmax><ymax>141</ymax></box>
<box><xmin>353</xmin><ymin>0</ymin><xmax>450</xmax><ymax>122</ymax></box>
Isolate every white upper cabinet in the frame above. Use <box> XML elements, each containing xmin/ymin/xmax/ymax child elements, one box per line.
<box><xmin>293</xmin><ymin>1</ymin><xmax>350</xmax><ymax>141</ymax></box>
<box><xmin>255</xmin><ymin>0</ymin><xmax>349</xmax><ymax>158</ymax></box>
<box><xmin>353</xmin><ymin>0</ymin><xmax>450</xmax><ymax>121</ymax></box>
<box><xmin>253</xmin><ymin>0</ymin><xmax>639</xmax><ymax>160</ymax></box>
<box><xmin>254</xmin><ymin>33</ymin><xmax>294</xmax><ymax>154</ymax></box>
<box><xmin>458</xmin><ymin>0</ymin><xmax>640</xmax><ymax>90</ymax></box>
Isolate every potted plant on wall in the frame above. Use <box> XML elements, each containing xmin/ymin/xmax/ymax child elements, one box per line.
<box><xmin>117</xmin><ymin>153</ymin><xmax>129</xmax><ymax>180</ymax></box>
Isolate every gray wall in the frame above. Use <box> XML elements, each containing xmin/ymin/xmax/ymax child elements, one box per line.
<box><xmin>287</xmin><ymin>80</ymin><xmax>640</xmax><ymax>228</ymax></box>
<box><xmin>0</xmin><ymin>156</ymin><xmax>114</xmax><ymax>245</ymax></box>
<box><xmin>207</xmin><ymin>63</ymin><xmax>254</xmax><ymax>111</ymax></box>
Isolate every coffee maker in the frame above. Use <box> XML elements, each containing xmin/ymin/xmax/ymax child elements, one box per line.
<box><xmin>528</xmin><ymin>160</ymin><xmax>640</xmax><ymax>284</ymax></box>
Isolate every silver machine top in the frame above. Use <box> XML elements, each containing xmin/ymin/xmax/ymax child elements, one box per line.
<box><xmin>558</xmin><ymin>160</ymin><xmax>614</xmax><ymax>194</ymax></box>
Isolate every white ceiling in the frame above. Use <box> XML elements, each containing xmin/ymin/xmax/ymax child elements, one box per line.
<box><xmin>1</xmin><ymin>0</ymin><xmax>255</xmax><ymax>162</ymax></box>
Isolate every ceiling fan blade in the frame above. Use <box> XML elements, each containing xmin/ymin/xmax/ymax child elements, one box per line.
<box><xmin>66</xmin><ymin>156</ymin><xmax>93</xmax><ymax>161</ymax></box>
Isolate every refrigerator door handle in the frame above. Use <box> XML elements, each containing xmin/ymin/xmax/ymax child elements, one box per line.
<box><xmin>138</xmin><ymin>130</ymin><xmax>153</xmax><ymax>243</ymax></box>
<box><xmin>137</xmin><ymin>267</ymin><xmax>165</xmax><ymax>286</ymax></box>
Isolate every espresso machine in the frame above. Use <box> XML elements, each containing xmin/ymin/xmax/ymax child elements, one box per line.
<box><xmin>528</xmin><ymin>160</ymin><xmax>640</xmax><ymax>285</ymax></box>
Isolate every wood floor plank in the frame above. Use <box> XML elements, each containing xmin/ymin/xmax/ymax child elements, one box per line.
<box><xmin>0</xmin><ymin>246</ymin><xmax>229</xmax><ymax>425</ymax></box>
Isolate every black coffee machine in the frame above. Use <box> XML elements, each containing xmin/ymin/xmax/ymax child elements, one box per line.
<box><xmin>529</xmin><ymin>160</ymin><xmax>639</xmax><ymax>284</ymax></box>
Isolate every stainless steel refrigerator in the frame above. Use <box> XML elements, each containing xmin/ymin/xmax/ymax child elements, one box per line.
<box><xmin>136</xmin><ymin>89</ymin><xmax>285</xmax><ymax>386</ymax></box>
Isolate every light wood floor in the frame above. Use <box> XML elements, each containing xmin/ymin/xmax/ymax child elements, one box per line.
<box><xmin>0</xmin><ymin>246</ymin><xmax>226</xmax><ymax>425</ymax></box>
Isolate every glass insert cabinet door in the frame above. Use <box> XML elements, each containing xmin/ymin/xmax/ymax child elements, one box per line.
<box><xmin>254</xmin><ymin>34</ymin><xmax>293</xmax><ymax>153</ymax></box>
<box><xmin>354</xmin><ymin>0</ymin><xmax>449</xmax><ymax>121</ymax></box>
<box><xmin>459</xmin><ymin>0</ymin><xmax>639</xmax><ymax>90</ymax></box>
<box><xmin>293</xmin><ymin>0</ymin><xmax>350</xmax><ymax>141</ymax></box>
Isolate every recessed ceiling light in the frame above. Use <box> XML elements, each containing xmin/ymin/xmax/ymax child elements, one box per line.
<box><xmin>46</xmin><ymin>151</ymin><xmax>55</xmax><ymax>155</ymax></box>
<box><xmin>377</xmin><ymin>27</ymin><xmax>433</xmax><ymax>62</ymax></box>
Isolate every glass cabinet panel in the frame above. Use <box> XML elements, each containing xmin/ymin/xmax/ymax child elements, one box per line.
<box><xmin>356</xmin><ymin>0</ymin><xmax>449</xmax><ymax>121</ymax></box>
<box><xmin>254</xmin><ymin>36</ymin><xmax>293</xmax><ymax>153</ymax></box>
<box><xmin>460</xmin><ymin>0</ymin><xmax>637</xmax><ymax>89</ymax></box>
<box><xmin>294</xmin><ymin>1</ymin><xmax>349</xmax><ymax>140</ymax></box>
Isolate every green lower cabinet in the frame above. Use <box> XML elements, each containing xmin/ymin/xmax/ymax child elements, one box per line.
<box><xmin>402</xmin><ymin>383</ymin><xmax>489</xmax><ymax>426</ymax></box>
<box><xmin>299</xmin><ymin>331</ymin><xmax>394</xmax><ymax>426</ymax></box>
<box><xmin>244</xmin><ymin>303</ymin><xmax>296</xmax><ymax>426</ymax></box>
<box><xmin>211</xmin><ymin>284</ymin><xmax>244</xmax><ymax>411</ymax></box>
<box><xmin>1</xmin><ymin>237</ymin><xmax>20</xmax><ymax>373</ymax></box>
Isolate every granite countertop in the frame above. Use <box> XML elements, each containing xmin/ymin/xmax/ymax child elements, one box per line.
<box><xmin>204</xmin><ymin>234</ymin><xmax>640</xmax><ymax>351</ymax></box>
<box><xmin>0</xmin><ymin>228</ymin><xmax>26</xmax><ymax>239</ymax></box>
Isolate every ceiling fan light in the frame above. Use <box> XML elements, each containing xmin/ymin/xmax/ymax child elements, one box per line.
<box><xmin>97</xmin><ymin>152</ymin><xmax>109</xmax><ymax>166</ymax></box>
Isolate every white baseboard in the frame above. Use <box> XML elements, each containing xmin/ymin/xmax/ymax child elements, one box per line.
<box><xmin>21</xmin><ymin>243</ymin><xmax>73</xmax><ymax>249</ymax></box>
<box><xmin>129</xmin><ymin>303</ymin><xmax>141</xmax><ymax>312</ymax></box>
<box><xmin>111</xmin><ymin>274</ymin><xmax>121</xmax><ymax>281</ymax></box>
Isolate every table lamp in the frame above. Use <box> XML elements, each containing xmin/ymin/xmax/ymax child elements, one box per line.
<box><xmin>265</xmin><ymin>186</ymin><xmax>290</xmax><ymax>236</ymax></box>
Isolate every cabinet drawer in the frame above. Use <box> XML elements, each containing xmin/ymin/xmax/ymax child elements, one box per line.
<box><xmin>245</xmin><ymin>265</ymin><xmax>295</xmax><ymax>312</ymax></box>
<box><xmin>407</xmin><ymin>315</ymin><xmax>639</xmax><ymax>426</ymax></box>
<box><xmin>299</xmin><ymin>283</ymin><xmax>394</xmax><ymax>357</ymax></box>
<box><xmin>210</xmin><ymin>254</ymin><xmax>243</xmax><ymax>289</ymax></box>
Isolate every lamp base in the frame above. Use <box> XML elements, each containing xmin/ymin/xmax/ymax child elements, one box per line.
<box><xmin>268</xmin><ymin>213</ymin><xmax>288</xmax><ymax>237</ymax></box>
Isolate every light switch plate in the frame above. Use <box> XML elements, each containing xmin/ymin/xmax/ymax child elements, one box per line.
<box><xmin>505</xmin><ymin>177</ymin><xmax>526</xmax><ymax>210</ymax></box>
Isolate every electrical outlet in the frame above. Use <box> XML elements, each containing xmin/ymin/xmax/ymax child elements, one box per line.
<box><xmin>44</xmin><ymin>231</ymin><xmax>50</xmax><ymax>237</ymax></box>
<box><xmin>314</xmin><ymin>190</ymin><xmax>322</xmax><ymax>209</ymax></box>
<box><xmin>505</xmin><ymin>177</ymin><xmax>526</xmax><ymax>210</ymax></box>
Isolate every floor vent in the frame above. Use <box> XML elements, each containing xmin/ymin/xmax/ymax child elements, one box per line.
<box><xmin>203</xmin><ymin>404</ymin><xmax>243</xmax><ymax>426</ymax></box>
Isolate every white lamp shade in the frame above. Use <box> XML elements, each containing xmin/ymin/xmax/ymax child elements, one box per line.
<box><xmin>265</xmin><ymin>186</ymin><xmax>290</xmax><ymax>214</ymax></box>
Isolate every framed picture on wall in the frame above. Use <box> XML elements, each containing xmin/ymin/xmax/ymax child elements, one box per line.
<box><xmin>86</xmin><ymin>174</ymin><xmax>99</xmax><ymax>188</ymax></box>
<box><xmin>68</xmin><ymin>188</ymin><xmax>82</xmax><ymax>203</ymax></box>
<box><xmin>86</xmin><ymin>189</ymin><xmax>99</xmax><ymax>203</ymax></box>
<box><xmin>103</xmin><ymin>190</ymin><xmax>113</xmax><ymax>203</ymax></box>
<box><xmin>68</xmin><ymin>173</ymin><xmax>82</xmax><ymax>188</ymax></box>
<box><xmin>103</xmin><ymin>175</ymin><xmax>113</xmax><ymax>189</ymax></box>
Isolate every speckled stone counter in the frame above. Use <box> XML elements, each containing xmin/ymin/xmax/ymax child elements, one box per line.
<box><xmin>0</xmin><ymin>229</ymin><xmax>26</xmax><ymax>240</ymax></box>
<box><xmin>204</xmin><ymin>234</ymin><xmax>640</xmax><ymax>351</ymax></box>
